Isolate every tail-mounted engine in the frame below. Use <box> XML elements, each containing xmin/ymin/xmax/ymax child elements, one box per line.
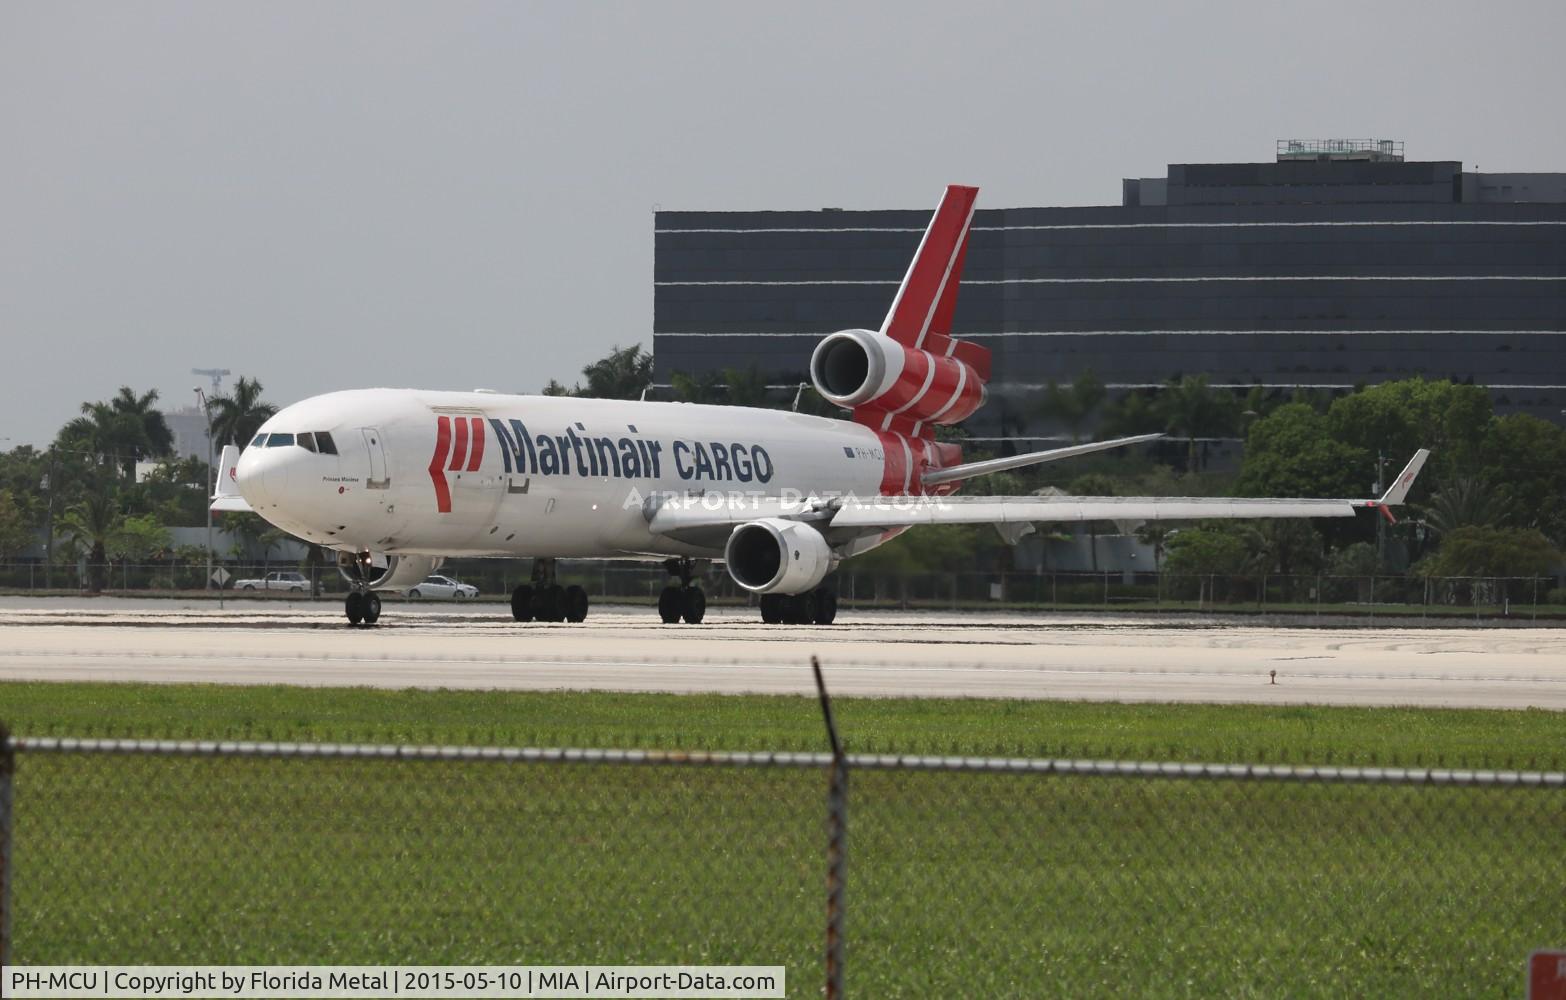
<box><xmin>338</xmin><ymin>551</ymin><xmax>443</xmax><ymax>592</ymax></box>
<box><xmin>810</xmin><ymin>328</ymin><xmax>986</xmax><ymax>429</ymax></box>
<box><xmin>723</xmin><ymin>518</ymin><xmax>834</xmax><ymax>595</ymax></box>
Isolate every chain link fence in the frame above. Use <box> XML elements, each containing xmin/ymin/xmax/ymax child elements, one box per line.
<box><xmin>4</xmin><ymin>729</ymin><xmax>1562</xmax><ymax>996</ymax></box>
<box><xmin>2</xmin><ymin>561</ymin><xmax>1563</xmax><ymax>621</ymax></box>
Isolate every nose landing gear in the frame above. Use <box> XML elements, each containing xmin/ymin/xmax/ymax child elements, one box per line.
<box><xmin>342</xmin><ymin>549</ymin><xmax>382</xmax><ymax>627</ymax></box>
<box><xmin>345</xmin><ymin>590</ymin><xmax>382</xmax><ymax>626</ymax></box>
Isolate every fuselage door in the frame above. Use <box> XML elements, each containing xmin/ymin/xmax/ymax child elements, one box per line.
<box><xmin>361</xmin><ymin>428</ymin><xmax>390</xmax><ymax>489</ymax></box>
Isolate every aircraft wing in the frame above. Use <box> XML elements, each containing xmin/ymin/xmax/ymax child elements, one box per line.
<box><xmin>829</xmin><ymin>494</ymin><xmax>1361</xmax><ymax>528</ymax></box>
<box><xmin>646</xmin><ymin>449</ymin><xmax>1430</xmax><ymax>544</ymax></box>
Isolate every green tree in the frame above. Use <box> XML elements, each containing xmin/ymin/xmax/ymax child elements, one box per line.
<box><xmin>58</xmin><ymin>490</ymin><xmax>122</xmax><ymax>593</ymax></box>
<box><xmin>59</xmin><ymin>399</ymin><xmax>147</xmax><ymax>481</ymax></box>
<box><xmin>670</xmin><ymin>369</ymin><xmax>727</xmax><ymax>404</ymax></box>
<box><xmin>1133</xmin><ymin>522</ymin><xmax>1175</xmax><ymax>572</ymax></box>
<box><xmin>1236</xmin><ymin>518</ymin><xmax>1324</xmax><ymax>579</ymax></box>
<box><xmin>109</xmin><ymin>386</ymin><xmax>174</xmax><ymax>479</ymax></box>
<box><xmin>109</xmin><ymin>513</ymin><xmax>173</xmax><ymax>562</ymax></box>
<box><xmin>1156</xmin><ymin>376</ymin><xmax>1238</xmax><ymax>472</ymax></box>
<box><xmin>1236</xmin><ymin>403</ymin><xmax>1370</xmax><ymax>500</ymax></box>
<box><xmin>1419</xmin><ymin>476</ymin><xmax>1512</xmax><ymax>537</ymax></box>
<box><xmin>1100</xmin><ymin>388</ymin><xmax>1161</xmax><ymax>439</ymax></box>
<box><xmin>670</xmin><ymin>366</ymin><xmax>776</xmax><ymax>408</ymax></box>
<box><xmin>207</xmin><ymin>376</ymin><xmax>278</xmax><ymax>449</ymax></box>
<box><xmin>1163</xmin><ymin>524</ymin><xmax>1250</xmax><ymax>603</ymax></box>
<box><xmin>580</xmin><ymin>344</ymin><xmax>654</xmax><ymax>400</ymax></box>
<box><xmin>1478</xmin><ymin>414</ymin><xmax>1566</xmax><ymax>544</ymax></box>
<box><xmin>1327</xmin><ymin>378</ymin><xmax>1491</xmax><ymax>478</ymax></box>
<box><xmin>1068</xmin><ymin>473</ymin><xmax>1118</xmax><ymax>572</ymax></box>
<box><xmin>1416</xmin><ymin>525</ymin><xmax>1561</xmax><ymax>578</ymax></box>
<box><xmin>0</xmin><ymin>489</ymin><xmax>35</xmax><ymax>559</ymax></box>
<box><xmin>1034</xmin><ymin>370</ymin><xmax>1105</xmax><ymax>443</ymax></box>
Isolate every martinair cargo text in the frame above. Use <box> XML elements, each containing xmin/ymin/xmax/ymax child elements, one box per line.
<box><xmin>213</xmin><ymin>185</ymin><xmax>1428</xmax><ymax>626</ymax></box>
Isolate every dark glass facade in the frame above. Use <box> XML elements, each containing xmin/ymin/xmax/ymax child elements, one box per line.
<box><xmin>654</xmin><ymin>159</ymin><xmax>1566</xmax><ymax>431</ymax></box>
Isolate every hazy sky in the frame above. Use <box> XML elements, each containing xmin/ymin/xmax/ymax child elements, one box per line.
<box><xmin>4</xmin><ymin>0</ymin><xmax>1564</xmax><ymax>447</ymax></box>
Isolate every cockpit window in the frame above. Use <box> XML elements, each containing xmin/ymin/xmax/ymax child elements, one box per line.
<box><xmin>266</xmin><ymin>433</ymin><xmax>295</xmax><ymax>448</ymax></box>
<box><xmin>315</xmin><ymin>431</ymin><xmax>338</xmax><ymax>455</ymax></box>
<box><xmin>250</xmin><ymin>434</ymin><xmax>268</xmax><ymax>448</ymax></box>
<box><xmin>298</xmin><ymin>432</ymin><xmax>317</xmax><ymax>452</ymax></box>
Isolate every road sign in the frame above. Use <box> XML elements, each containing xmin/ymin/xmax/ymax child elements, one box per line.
<box><xmin>210</xmin><ymin>568</ymin><xmax>231</xmax><ymax>588</ymax></box>
<box><xmin>1531</xmin><ymin>951</ymin><xmax>1566</xmax><ymax>1000</ymax></box>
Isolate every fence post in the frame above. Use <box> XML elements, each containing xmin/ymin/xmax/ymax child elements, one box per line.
<box><xmin>1</xmin><ymin>720</ymin><xmax>12</xmax><ymax>965</ymax></box>
<box><xmin>813</xmin><ymin>657</ymin><xmax>847</xmax><ymax>1000</ymax></box>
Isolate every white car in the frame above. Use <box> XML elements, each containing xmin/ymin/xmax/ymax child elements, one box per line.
<box><xmin>235</xmin><ymin>571</ymin><xmax>309</xmax><ymax>592</ymax></box>
<box><xmin>406</xmin><ymin>574</ymin><xmax>479</xmax><ymax>600</ymax></box>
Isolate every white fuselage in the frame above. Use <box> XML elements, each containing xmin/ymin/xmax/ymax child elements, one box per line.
<box><xmin>236</xmin><ymin>389</ymin><xmax>895</xmax><ymax>560</ymax></box>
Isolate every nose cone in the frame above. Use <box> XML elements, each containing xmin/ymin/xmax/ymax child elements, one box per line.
<box><xmin>235</xmin><ymin>445</ymin><xmax>270</xmax><ymax>508</ymax></box>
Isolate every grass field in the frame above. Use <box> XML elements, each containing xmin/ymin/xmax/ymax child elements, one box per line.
<box><xmin>4</xmin><ymin>682</ymin><xmax>1563</xmax><ymax>997</ymax></box>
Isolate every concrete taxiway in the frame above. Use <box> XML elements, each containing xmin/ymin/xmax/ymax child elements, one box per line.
<box><xmin>1</xmin><ymin>597</ymin><xmax>1564</xmax><ymax>709</ymax></box>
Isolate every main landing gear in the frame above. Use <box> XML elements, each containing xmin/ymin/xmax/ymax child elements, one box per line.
<box><xmin>510</xmin><ymin>558</ymin><xmax>589</xmax><ymax>623</ymax></box>
<box><xmin>659</xmin><ymin>558</ymin><xmax>706</xmax><ymax>625</ymax></box>
<box><xmin>758</xmin><ymin>586</ymin><xmax>836</xmax><ymax>626</ymax></box>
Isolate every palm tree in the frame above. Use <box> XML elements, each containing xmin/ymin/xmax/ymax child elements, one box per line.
<box><xmin>1420</xmin><ymin>476</ymin><xmax>1512</xmax><ymax>536</ymax></box>
<box><xmin>1069</xmin><ymin>473</ymin><xmax>1118</xmax><ymax>573</ymax></box>
<box><xmin>1156</xmin><ymin>375</ymin><xmax>1239</xmax><ymax>472</ymax></box>
<box><xmin>110</xmin><ymin>386</ymin><xmax>173</xmax><ymax>480</ymax></box>
<box><xmin>207</xmin><ymin>376</ymin><xmax>278</xmax><ymax>449</ymax></box>
<box><xmin>59</xmin><ymin>490</ymin><xmax>121</xmax><ymax>593</ymax></box>
<box><xmin>60</xmin><ymin>396</ymin><xmax>154</xmax><ymax>482</ymax></box>
<box><xmin>579</xmin><ymin>344</ymin><xmax>653</xmax><ymax>400</ymax></box>
<box><xmin>1034</xmin><ymin>370</ymin><xmax>1106</xmax><ymax>443</ymax></box>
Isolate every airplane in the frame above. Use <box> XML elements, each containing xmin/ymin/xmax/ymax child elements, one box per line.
<box><xmin>212</xmin><ymin>184</ymin><xmax>1429</xmax><ymax>627</ymax></box>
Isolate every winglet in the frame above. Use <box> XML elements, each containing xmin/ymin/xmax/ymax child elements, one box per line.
<box><xmin>210</xmin><ymin>444</ymin><xmax>252</xmax><ymax>513</ymax></box>
<box><xmin>1378</xmin><ymin>449</ymin><xmax>1430</xmax><ymax>506</ymax></box>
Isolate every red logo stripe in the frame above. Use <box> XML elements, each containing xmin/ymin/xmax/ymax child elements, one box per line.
<box><xmin>429</xmin><ymin>416</ymin><xmax>453</xmax><ymax>513</ymax></box>
<box><xmin>448</xmin><ymin>416</ymin><xmax>469</xmax><ymax>471</ymax></box>
<box><xmin>466</xmin><ymin>417</ymin><xmax>485</xmax><ymax>472</ymax></box>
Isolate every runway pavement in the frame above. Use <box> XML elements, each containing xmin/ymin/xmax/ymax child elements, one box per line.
<box><xmin>1</xmin><ymin>597</ymin><xmax>1564</xmax><ymax>709</ymax></box>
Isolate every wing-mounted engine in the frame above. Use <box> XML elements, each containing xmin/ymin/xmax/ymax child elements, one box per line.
<box><xmin>723</xmin><ymin>518</ymin><xmax>834</xmax><ymax>595</ymax></box>
<box><xmin>338</xmin><ymin>551</ymin><xmax>443</xmax><ymax>592</ymax></box>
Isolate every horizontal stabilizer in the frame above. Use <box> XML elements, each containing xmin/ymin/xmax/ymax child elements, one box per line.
<box><xmin>922</xmin><ymin>433</ymin><xmax>1164</xmax><ymax>487</ymax></box>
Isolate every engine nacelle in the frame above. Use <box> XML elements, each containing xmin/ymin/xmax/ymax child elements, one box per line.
<box><xmin>724</xmin><ymin>518</ymin><xmax>834</xmax><ymax>595</ymax></box>
<box><xmin>810</xmin><ymin>328</ymin><xmax>986</xmax><ymax>426</ymax></box>
<box><xmin>337</xmin><ymin>551</ymin><xmax>443</xmax><ymax>592</ymax></box>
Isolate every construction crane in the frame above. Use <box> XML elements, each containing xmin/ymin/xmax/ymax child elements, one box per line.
<box><xmin>191</xmin><ymin>368</ymin><xmax>230</xmax><ymax>395</ymax></box>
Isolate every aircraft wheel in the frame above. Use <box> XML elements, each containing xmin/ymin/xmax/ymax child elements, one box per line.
<box><xmin>345</xmin><ymin>591</ymin><xmax>365</xmax><ymax>626</ymax></box>
<box><xmin>681</xmin><ymin>586</ymin><xmax>706</xmax><ymax>625</ymax></box>
<box><xmin>759</xmin><ymin>594</ymin><xmax>784</xmax><ymax>624</ymax></box>
<box><xmin>658</xmin><ymin>585</ymin><xmax>683</xmax><ymax>624</ymax></box>
<box><xmin>784</xmin><ymin>593</ymin><xmax>814</xmax><ymax>625</ymax></box>
<box><xmin>564</xmin><ymin>584</ymin><xmax>589</xmax><ymax>623</ymax></box>
<box><xmin>532</xmin><ymin>584</ymin><xmax>564</xmax><ymax>622</ymax></box>
<box><xmin>363</xmin><ymin>592</ymin><xmax>382</xmax><ymax>625</ymax></box>
<box><xmin>813</xmin><ymin>588</ymin><xmax>838</xmax><ymax>625</ymax></box>
<box><xmin>511</xmin><ymin>584</ymin><xmax>534</xmax><ymax>622</ymax></box>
